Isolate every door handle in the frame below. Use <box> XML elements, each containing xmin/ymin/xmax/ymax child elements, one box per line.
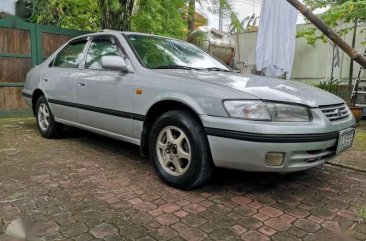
<box><xmin>43</xmin><ymin>78</ymin><xmax>48</xmax><ymax>82</ymax></box>
<box><xmin>77</xmin><ymin>82</ymin><xmax>86</xmax><ymax>87</ymax></box>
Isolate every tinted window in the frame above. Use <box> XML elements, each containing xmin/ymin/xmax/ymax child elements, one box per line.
<box><xmin>85</xmin><ymin>38</ymin><xmax>123</xmax><ymax>70</ymax></box>
<box><xmin>53</xmin><ymin>41</ymin><xmax>87</xmax><ymax>68</ymax></box>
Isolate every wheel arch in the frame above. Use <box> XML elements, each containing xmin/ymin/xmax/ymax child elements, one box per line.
<box><xmin>140</xmin><ymin>99</ymin><xmax>205</xmax><ymax>156</ymax></box>
<box><xmin>31</xmin><ymin>89</ymin><xmax>45</xmax><ymax>116</ymax></box>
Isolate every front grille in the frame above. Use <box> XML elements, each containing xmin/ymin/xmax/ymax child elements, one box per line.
<box><xmin>320</xmin><ymin>103</ymin><xmax>350</xmax><ymax>121</ymax></box>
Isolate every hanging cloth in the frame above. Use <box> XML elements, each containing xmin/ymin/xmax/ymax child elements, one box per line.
<box><xmin>256</xmin><ymin>0</ymin><xmax>298</xmax><ymax>79</ymax></box>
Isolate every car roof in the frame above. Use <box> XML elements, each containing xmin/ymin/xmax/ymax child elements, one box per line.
<box><xmin>74</xmin><ymin>30</ymin><xmax>166</xmax><ymax>40</ymax></box>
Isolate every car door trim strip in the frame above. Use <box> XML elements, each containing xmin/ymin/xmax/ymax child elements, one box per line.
<box><xmin>22</xmin><ymin>92</ymin><xmax>32</xmax><ymax>98</ymax></box>
<box><xmin>25</xmin><ymin>95</ymin><xmax>350</xmax><ymax>143</ymax></box>
<box><xmin>205</xmin><ymin>127</ymin><xmax>341</xmax><ymax>143</ymax></box>
<box><xmin>47</xmin><ymin>98</ymin><xmax>146</xmax><ymax>121</ymax></box>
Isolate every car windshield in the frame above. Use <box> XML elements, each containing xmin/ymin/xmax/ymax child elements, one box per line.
<box><xmin>125</xmin><ymin>34</ymin><xmax>231</xmax><ymax>71</ymax></box>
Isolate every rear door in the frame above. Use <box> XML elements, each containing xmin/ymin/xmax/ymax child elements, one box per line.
<box><xmin>41</xmin><ymin>38</ymin><xmax>88</xmax><ymax>122</ymax></box>
<box><xmin>75</xmin><ymin>35</ymin><xmax>135</xmax><ymax>137</ymax></box>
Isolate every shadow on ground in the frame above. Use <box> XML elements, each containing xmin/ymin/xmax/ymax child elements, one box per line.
<box><xmin>0</xmin><ymin>117</ymin><xmax>365</xmax><ymax>241</ymax></box>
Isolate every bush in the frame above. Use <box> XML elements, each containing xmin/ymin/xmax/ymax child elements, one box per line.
<box><xmin>316</xmin><ymin>80</ymin><xmax>339</xmax><ymax>94</ymax></box>
<box><xmin>314</xmin><ymin>80</ymin><xmax>349</xmax><ymax>102</ymax></box>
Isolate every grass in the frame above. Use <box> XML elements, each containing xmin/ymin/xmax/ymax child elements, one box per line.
<box><xmin>0</xmin><ymin>107</ymin><xmax>32</xmax><ymax>118</ymax></box>
<box><xmin>353</xmin><ymin>127</ymin><xmax>366</xmax><ymax>151</ymax></box>
<box><xmin>0</xmin><ymin>116</ymin><xmax>34</xmax><ymax>123</ymax></box>
<box><xmin>356</xmin><ymin>206</ymin><xmax>366</xmax><ymax>222</ymax></box>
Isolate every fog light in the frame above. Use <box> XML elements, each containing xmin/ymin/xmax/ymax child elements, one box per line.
<box><xmin>265</xmin><ymin>153</ymin><xmax>284</xmax><ymax>166</ymax></box>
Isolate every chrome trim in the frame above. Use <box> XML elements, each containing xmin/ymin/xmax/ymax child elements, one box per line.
<box><xmin>320</xmin><ymin>103</ymin><xmax>350</xmax><ymax>122</ymax></box>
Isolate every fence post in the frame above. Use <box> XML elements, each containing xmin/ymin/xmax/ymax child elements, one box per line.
<box><xmin>30</xmin><ymin>23</ymin><xmax>38</xmax><ymax>67</ymax></box>
<box><xmin>35</xmin><ymin>25</ymin><xmax>43</xmax><ymax>65</ymax></box>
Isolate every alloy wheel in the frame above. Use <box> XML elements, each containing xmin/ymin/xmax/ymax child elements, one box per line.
<box><xmin>38</xmin><ymin>103</ymin><xmax>50</xmax><ymax>131</ymax></box>
<box><xmin>156</xmin><ymin>126</ymin><xmax>192</xmax><ymax>176</ymax></box>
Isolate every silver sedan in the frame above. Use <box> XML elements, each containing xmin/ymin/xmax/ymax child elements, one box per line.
<box><xmin>22</xmin><ymin>31</ymin><xmax>356</xmax><ymax>189</ymax></box>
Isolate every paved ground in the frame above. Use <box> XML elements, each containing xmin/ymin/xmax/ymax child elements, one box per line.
<box><xmin>330</xmin><ymin>121</ymin><xmax>366</xmax><ymax>172</ymax></box>
<box><xmin>0</xmin><ymin>117</ymin><xmax>365</xmax><ymax>241</ymax></box>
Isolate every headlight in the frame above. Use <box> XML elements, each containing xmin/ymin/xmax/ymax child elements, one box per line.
<box><xmin>223</xmin><ymin>100</ymin><xmax>312</xmax><ymax>122</ymax></box>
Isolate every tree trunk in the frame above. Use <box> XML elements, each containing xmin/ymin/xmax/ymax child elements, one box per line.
<box><xmin>99</xmin><ymin>0</ymin><xmax>135</xmax><ymax>31</ymax></box>
<box><xmin>286</xmin><ymin>0</ymin><xmax>366</xmax><ymax>69</ymax></box>
<box><xmin>348</xmin><ymin>20</ymin><xmax>358</xmax><ymax>105</ymax></box>
<box><xmin>188</xmin><ymin>0</ymin><xmax>195</xmax><ymax>34</ymax></box>
<box><xmin>219</xmin><ymin>1</ymin><xmax>223</xmax><ymax>31</ymax></box>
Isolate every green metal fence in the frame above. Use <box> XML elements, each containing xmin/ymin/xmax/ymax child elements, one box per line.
<box><xmin>0</xmin><ymin>17</ymin><xmax>89</xmax><ymax>115</ymax></box>
<box><xmin>0</xmin><ymin>16</ymin><xmax>89</xmax><ymax>89</ymax></box>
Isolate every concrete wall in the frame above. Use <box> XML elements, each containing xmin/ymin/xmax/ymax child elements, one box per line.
<box><xmin>0</xmin><ymin>0</ymin><xmax>17</xmax><ymax>15</ymax></box>
<box><xmin>233</xmin><ymin>22</ymin><xmax>366</xmax><ymax>85</ymax></box>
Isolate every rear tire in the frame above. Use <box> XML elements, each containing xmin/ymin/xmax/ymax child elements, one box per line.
<box><xmin>149</xmin><ymin>110</ymin><xmax>213</xmax><ymax>190</ymax></box>
<box><xmin>36</xmin><ymin>95</ymin><xmax>63</xmax><ymax>138</ymax></box>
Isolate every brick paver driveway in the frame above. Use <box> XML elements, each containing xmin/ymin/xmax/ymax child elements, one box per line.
<box><xmin>0</xmin><ymin>117</ymin><xmax>365</xmax><ymax>241</ymax></box>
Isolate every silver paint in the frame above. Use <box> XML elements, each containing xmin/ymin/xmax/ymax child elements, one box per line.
<box><xmin>23</xmin><ymin>31</ymin><xmax>356</xmax><ymax>173</ymax></box>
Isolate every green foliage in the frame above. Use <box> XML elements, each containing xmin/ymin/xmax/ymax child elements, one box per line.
<box><xmin>315</xmin><ymin>80</ymin><xmax>339</xmax><ymax>94</ymax></box>
<box><xmin>322</xmin><ymin>1</ymin><xmax>366</xmax><ymax>25</ymax></box>
<box><xmin>131</xmin><ymin>0</ymin><xmax>187</xmax><ymax>39</ymax></box>
<box><xmin>356</xmin><ymin>206</ymin><xmax>366</xmax><ymax>221</ymax></box>
<box><xmin>314</xmin><ymin>80</ymin><xmax>350</xmax><ymax>101</ymax></box>
<box><xmin>218</xmin><ymin>0</ymin><xmax>243</xmax><ymax>33</ymax></box>
<box><xmin>296</xmin><ymin>28</ymin><xmax>320</xmax><ymax>46</ymax></box>
<box><xmin>132</xmin><ymin>0</ymin><xmax>241</xmax><ymax>39</ymax></box>
<box><xmin>15</xmin><ymin>0</ymin><xmax>34</xmax><ymax>19</ymax></box>
<box><xmin>29</xmin><ymin>0</ymin><xmax>100</xmax><ymax>31</ymax></box>
<box><xmin>27</xmin><ymin>0</ymin><xmax>135</xmax><ymax>31</ymax></box>
<box><xmin>299</xmin><ymin>0</ymin><xmax>366</xmax><ymax>46</ymax></box>
<box><xmin>24</xmin><ymin>0</ymin><xmax>240</xmax><ymax>38</ymax></box>
<box><xmin>99</xmin><ymin>0</ymin><xmax>136</xmax><ymax>31</ymax></box>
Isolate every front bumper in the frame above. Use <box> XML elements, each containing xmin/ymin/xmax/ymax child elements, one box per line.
<box><xmin>201</xmin><ymin>113</ymin><xmax>356</xmax><ymax>172</ymax></box>
<box><xmin>207</xmin><ymin>136</ymin><xmax>337</xmax><ymax>172</ymax></box>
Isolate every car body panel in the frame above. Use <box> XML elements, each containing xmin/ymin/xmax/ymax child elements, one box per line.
<box><xmin>159</xmin><ymin>70</ymin><xmax>344</xmax><ymax>108</ymax></box>
<box><xmin>41</xmin><ymin>67</ymin><xmax>79</xmax><ymax>122</ymax></box>
<box><xmin>75</xmin><ymin>69</ymin><xmax>135</xmax><ymax>137</ymax></box>
<box><xmin>22</xmin><ymin>31</ymin><xmax>356</xmax><ymax>174</ymax></box>
<box><xmin>208</xmin><ymin>135</ymin><xmax>336</xmax><ymax>172</ymax></box>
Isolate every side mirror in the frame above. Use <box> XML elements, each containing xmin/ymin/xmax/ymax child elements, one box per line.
<box><xmin>101</xmin><ymin>56</ymin><xmax>129</xmax><ymax>72</ymax></box>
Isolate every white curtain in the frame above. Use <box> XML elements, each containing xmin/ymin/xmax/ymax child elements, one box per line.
<box><xmin>256</xmin><ymin>0</ymin><xmax>298</xmax><ymax>79</ymax></box>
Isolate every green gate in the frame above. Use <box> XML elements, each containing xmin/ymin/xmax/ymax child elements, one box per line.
<box><xmin>0</xmin><ymin>16</ymin><xmax>89</xmax><ymax>112</ymax></box>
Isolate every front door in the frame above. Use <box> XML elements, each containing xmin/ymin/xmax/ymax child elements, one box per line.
<box><xmin>75</xmin><ymin>36</ymin><xmax>134</xmax><ymax>138</ymax></box>
<box><xmin>41</xmin><ymin>39</ymin><xmax>88</xmax><ymax>122</ymax></box>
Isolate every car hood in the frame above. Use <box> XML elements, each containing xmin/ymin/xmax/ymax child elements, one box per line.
<box><xmin>156</xmin><ymin>70</ymin><xmax>344</xmax><ymax>108</ymax></box>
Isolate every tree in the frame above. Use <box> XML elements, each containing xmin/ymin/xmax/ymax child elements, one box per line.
<box><xmin>188</xmin><ymin>0</ymin><xmax>195</xmax><ymax>33</ymax></box>
<box><xmin>132</xmin><ymin>0</ymin><xmax>240</xmax><ymax>39</ymax></box>
<box><xmin>26</xmin><ymin>0</ymin><xmax>136</xmax><ymax>31</ymax></box>
<box><xmin>298</xmin><ymin>0</ymin><xmax>366</xmax><ymax>104</ymax></box>
<box><xmin>187</xmin><ymin>0</ymin><xmax>243</xmax><ymax>33</ymax></box>
<box><xmin>23</xmin><ymin>0</ymin><xmax>240</xmax><ymax>37</ymax></box>
<box><xmin>217</xmin><ymin>0</ymin><xmax>243</xmax><ymax>33</ymax></box>
<box><xmin>28</xmin><ymin>0</ymin><xmax>100</xmax><ymax>31</ymax></box>
<box><xmin>298</xmin><ymin>0</ymin><xmax>366</xmax><ymax>45</ymax></box>
<box><xmin>99</xmin><ymin>0</ymin><xmax>136</xmax><ymax>31</ymax></box>
<box><xmin>131</xmin><ymin>0</ymin><xmax>187</xmax><ymax>39</ymax></box>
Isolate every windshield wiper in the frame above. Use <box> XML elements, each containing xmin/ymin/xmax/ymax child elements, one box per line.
<box><xmin>152</xmin><ymin>65</ymin><xmax>200</xmax><ymax>70</ymax></box>
<box><xmin>152</xmin><ymin>65</ymin><xmax>232</xmax><ymax>72</ymax></box>
<box><xmin>203</xmin><ymin>67</ymin><xmax>232</xmax><ymax>72</ymax></box>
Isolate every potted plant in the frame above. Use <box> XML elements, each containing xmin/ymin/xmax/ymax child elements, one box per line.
<box><xmin>349</xmin><ymin>102</ymin><xmax>363</xmax><ymax>124</ymax></box>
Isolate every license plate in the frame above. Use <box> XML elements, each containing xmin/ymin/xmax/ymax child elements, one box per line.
<box><xmin>336</xmin><ymin>128</ymin><xmax>355</xmax><ymax>154</ymax></box>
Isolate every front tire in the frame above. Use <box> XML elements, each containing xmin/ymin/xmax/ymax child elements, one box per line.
<box><xmin>36</xmin><ymin>96</ymin><xmax>63</xmax><ymax>138</ymax></box>
<box><xmin>149</xmin><ymin>110</ymin><xmax>213</xmax><ymax>190</ymax></box>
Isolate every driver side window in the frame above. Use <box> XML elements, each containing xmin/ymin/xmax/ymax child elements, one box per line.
<box><xmin>85</xmin><ymin>38</ymin><xmax>124</xmax><ymax>70</ymax></box>
<box><xmin>53</xmin><ymin>40</ymin><xmax>87</xmax><ymax>68</ymax></box>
